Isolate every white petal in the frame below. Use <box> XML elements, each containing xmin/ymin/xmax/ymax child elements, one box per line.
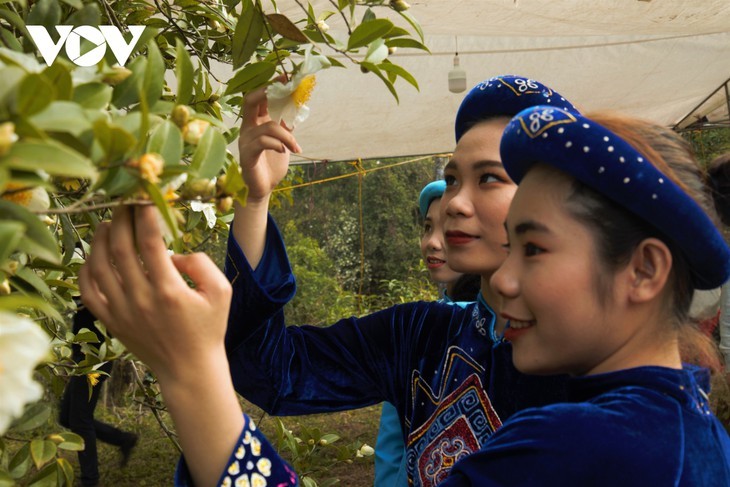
<box><xmin>266</xmin><ymin>95</ymin><xmax>291</xmax><ymax>124</ymax></box>
<box><xmin>0</xmin><ymin>312</ymin><xmax>49</xmax><ymax>435</ymax></box>
<box><xmin>365</xmin><ymin>39</ymin><xmax>388</xmax><ymax>64</ymax></box>
<box><xmin>301</xmin><ymin>46</ymin><xmax>331</xmax><ymax>74</ymax></box>
<box><xmin>292</xmin><ymin>104</ymin><xmax>310</xmax><ymax>128</ymax></box>
<box><xmin>266</xmin><ymin>81</ymin><xmax>295</xmax><ymax>100</ymax></box>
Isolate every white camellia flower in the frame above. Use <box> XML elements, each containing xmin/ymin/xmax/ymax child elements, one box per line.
<box><xmin>0</xmin><ymin>312</ymin><xmax>49</xmax><ymax>435</ymax></box>
<box><xmin>190</xmin><ymin>200</ymin><xmax>217</xmax><ymax>229</ymax></box>
<box><xmin>266</xmin><ymin>47</ymin><xmax>331</xmax><ymax>129</ymax></box>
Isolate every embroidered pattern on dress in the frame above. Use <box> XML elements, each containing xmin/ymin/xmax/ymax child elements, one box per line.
<box><xmin>407</xmin><ymin>371</ymin><xmax>501</xmax><ymax>487</ymax></box>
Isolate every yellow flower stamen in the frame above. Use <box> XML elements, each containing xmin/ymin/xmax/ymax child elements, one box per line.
<box><xmin>87</xmin><ymin>373</ymin><xmax>101</xmax><ymax>387</ymax></box>
<box><xmin>292</xmin><ymin>75</ymin><xmax>316</xmax><ymax>107</ymax></box>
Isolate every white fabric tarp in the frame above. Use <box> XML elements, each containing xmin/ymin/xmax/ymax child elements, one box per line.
<box><xmin>269</xmin><ymin>0</ymin><xmax>730</xmax><ymax>162</ymax></box>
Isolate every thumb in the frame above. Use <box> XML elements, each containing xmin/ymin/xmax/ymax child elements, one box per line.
<box><xmin>171</xmin><ymin>253</ymin><xmax>231</xmax><ymax>299</ymax></box>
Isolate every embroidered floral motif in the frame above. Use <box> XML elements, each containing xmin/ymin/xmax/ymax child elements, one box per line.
<box><xmin>250</xmin><ymin>473</ymin><xmax>267</xmax><ymax>486</ymax></box>
<box><xmin>257</xmin><ymin>458</ymin><xmax>272</xmax><ymax>477</ymax></box>
<box><xmin>228</xmin><ymin>460</ymin><xmax>241</xmax><ymax>476</ymax></box>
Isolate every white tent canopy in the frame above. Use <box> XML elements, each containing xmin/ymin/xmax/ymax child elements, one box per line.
<box><xmin>272</xmin><ymin>0</ymin><xmax>730</xmax><ymax>162</ymax></box>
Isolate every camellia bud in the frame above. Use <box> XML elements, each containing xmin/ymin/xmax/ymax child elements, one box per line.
<box><xmin>388</xmin><ymin>46</ymin><xmax>397</xmax><ymax>55</ymax></box>
<box><xmin>391</xmin><ymin>0</ymin><xmax>410</xmax><ymax>12</ymax></box>
<box><xmin>359</xmin><ymin>444</ymin><xmax>375</xmax><ymax>456</ymax></box>
<box><xmin>102</xmin><ymin>66</ymin><xmax>133</xmax><ymax>86</ymax></box>
<box><xmin>216</xmin><ymin>196</ymin><xmax>233</xmax><ymax>213</ymax></box>
<box><xmin>316</xmin><ymin>19</ymin><xmax>329</xmax><ymax>32</ymax></box>
<box><xmin>183</xmin><ymin>178</ymin><xmax>216</xmax><ymax>199</ymax></box>
<box><xmin>171</xmin><ymin>105</ymin><xmax>191</xmax><ymax>128</ymax></box>
<box><xmin>183</xmin><ymin>119</ymin><xmax>211</xmax><ymax>145</ymax></box>
<box><xmin>129</xmin><ymin>153</ymin><xmax>165</xmax><ymax>184</ymax></box>
<box><xmin>0</xmin><ymin>122</ymin><xmax>18</xmax><ymax>157</ymax></box>
<box><xmin>209</xmin><ymin>94</ymin><xmax>220</xmax><ymax>102</ymax></box>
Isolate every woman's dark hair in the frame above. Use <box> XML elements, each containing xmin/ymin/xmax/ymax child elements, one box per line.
<box><xmin>449</xmin><ymin>274</ymin><xmax>481</xmax><ymax>302</ymax></box>
<box><xmin>563</xmin><ymin>112</ymin><xmax>723</xmax><ymax>371</ymax></box>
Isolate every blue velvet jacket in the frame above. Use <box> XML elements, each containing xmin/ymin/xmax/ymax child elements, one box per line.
<box><xmin>175</xmin><ymin>366</ymin><xmax>730</xmax><ymax>486</ymax></box>
<box><xmin>222</xmin><ymin>215</ymin><xmax>568</xmax><ymax>486</ymax></box>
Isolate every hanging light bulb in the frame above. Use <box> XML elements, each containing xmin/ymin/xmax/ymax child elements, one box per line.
<box><xmin>448</xmin><ymin>37</ymin><xmax>466</xmax><ymax>93</ymax></box>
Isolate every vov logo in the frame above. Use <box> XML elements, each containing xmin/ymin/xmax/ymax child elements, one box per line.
<box><xmin>27</xmin><ymin>25</ymin><xmax>145</xmax><ymax>67</ymax></box>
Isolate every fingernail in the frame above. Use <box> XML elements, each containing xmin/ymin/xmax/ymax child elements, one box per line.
<box><xmin>295</xmin><ymin>143</ymin><xmax>303</xmax><ymax>153</ymax></box>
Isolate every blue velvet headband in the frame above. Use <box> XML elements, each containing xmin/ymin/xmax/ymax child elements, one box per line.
<box><xmin>500</xmin><ymin>105</ymin><xmax>730</xmax><ymax>290</ymax></box>
<box><xmin>454</xmin><ymin>75</ymin><xmax>579</xmax><ymax>142</ymax></box>
<box><xmin>419</xmin><ymin>180</ymin><xmax>446</xmax><ymax>217</ymax></box>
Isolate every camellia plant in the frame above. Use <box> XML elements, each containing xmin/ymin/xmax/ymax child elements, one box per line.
<box><xmin>0</xmin><ymin>0</ymin><xmax>426</xmax><ymax>484</ymax></box>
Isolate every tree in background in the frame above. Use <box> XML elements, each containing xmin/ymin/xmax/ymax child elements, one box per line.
<box><xmin>0</xmin><ymin>1</ymin><xmax>427</xmax><ymax>484</ymax></box>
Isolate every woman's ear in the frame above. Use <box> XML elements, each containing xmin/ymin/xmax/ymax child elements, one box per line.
<box><xmin>626</xmin><ymin>238</ymin><xmax>673</xmax><ymax>303</ymax></box>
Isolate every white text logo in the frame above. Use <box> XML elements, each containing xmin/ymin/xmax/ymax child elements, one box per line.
<box><xmin>27</xmin><ymin>25</ymin><xmax>145</xmax><ymax>67</ymax></box>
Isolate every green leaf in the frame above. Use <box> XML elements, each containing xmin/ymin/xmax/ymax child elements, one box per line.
<box><xmin>28</xmin><ymin>100</ymin><xmax>91</xmax><ymax>136</ymax></box>
<box><xmin>398</xmin><ymin>10</ymin><xmax>424</xmax><ymax>41</ymax></box>
<box><xmin>16</xmin><ymin>73</ymin><xmax>55</xmax><ymax>116</ymax></box>
<box><xmin>266</xmin><ymin>13</ymin><xmax>308</xmax><ymax>43</ymax></box>
<box><xmin>27</xmin><ymin>460</ymin><xmax>56</xmax><ymax>487</ymax></box>
<box><xmin>112</xmin><ymin>56</ymin><xmax>145</xmax><ymax>109</ymax></box>
<box><xmin>190</xmin><ymin>126</ymin><xmax>226</xmax><ymax>179</ymax></box>
<box><xmin>73</xmin><ymin>83</ymin><xmax>112</xmax><ymax>109</ymax></box>
<box><xmin>0</xmin><ymin>220</ymin><xmax>25</xmax><ymax>264</ymax></box>
<box><xmin>147</xmin><ymin>120</ymin><xmax>183</xmax><ymax>167</ymax></box>
<box><xmin>8</xmin><ymin>443</ymin><xmax>31</xmax><ymax>479</ymax></box>
<box><xmin>0</xmin><ymin>200</ymin><xmax>59</xmax><ymax>263</ymax></box>
<box><xmin>9</xmin><ymin>402</ymin><xmax>51</xmax><ymax>433</ymax></box>
<box><xmin>377</xmin><ymin>62</ymin><xmax>419</xmax><ymax>90</ymax></box>
<box><xmin>0</xmin><ymin>26</ymin><xmax>23</xmax><ymax>52</ymax></box>
<box><xmin>0</xmin><ymin>295</ymin><xmax>63</xmax><ymax>321</ymax></box>
<box><xmin>73</xmin><ymin>329</ymin><xmax>99</xmax><ymax>343</ymax></box>
<box><xmin>42</xmin><ymin>64</ymin><xmax>72</xmax><ymax>100</ymax></box>
<box><xmin>56</xmin><ymin>457</ymin><xmax>74</xmax><ymax>485</ymax></box>
<box><xmin>30</xmin><ymin>440</ymin><xmax>56</xmax><ymax>470</ymax></box>
<box><xmin>175</xmin><ymin>39</ymin><xmax>194</xmax><ymax>105</ymax></box>
<box><xmin>232</xmin><ymin>0</ymin><xmax>264</xmax><ymax>70</ymax></box>
<box><xmin>26</xmin><ymin>0</ymin><xmax>61</xmax><ymax>32</ymax></box>
<box><xmin>142</xmin><ymin>181</ymin><xmax>180</xmax><ymax>252</ymax></box>
<box><xmin>15</xmin><ymin>266</ymin><xmax>53</xmax><ymax>298</ymax></box>
<box><xmin>93</xmin><ymin>119</ymin><xmax>136</xmax><ymax>165</ymax></box>
<box><xmin>3</xmin><ymin>138</ymin><xmax>96</xmax><ymax>179</ymax></box>
<box><xmin>60</xmin><ymin>0</ymin><xmax>83</xmax><ymax>9</ymax></box>
<box><xmin>347</xmin><ymin>19</ymin><xmax>393</xmax><ymax>50</ymax></box>
<box><xmin>384</xmin><ymin>37</ymin><xmax>430</xmax><ymax>52</ymax></box>
<box><xmin>0</xmin><ymin>8</ymin><xmax>30</xmax><ymax>38</ymax></box>
<box><xmin>55</xmin><ymin>432</ymin><xmax>84</xmax><ymax>452</ymax></box>
<box><xmin>58</xmin><ymin>212</ymin><xmax>76</xmax><ymax>266</ymax></box>
<box><xmin>224</xmin><ymin>61</ymin><xmax>275</xmax><ymax>95</ymax></box>
<box><xmin>143</xmin><ymin>39</ymin><xmax>165</xmax><ymax>109</ymax></box>
<box><xmin>360</xmin><ymin>62</ymin><xmax>398</xmax><ymax>102</ymax></box>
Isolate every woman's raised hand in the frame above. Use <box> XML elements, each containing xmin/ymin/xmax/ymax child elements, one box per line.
<box><xmin>237</xmin><ymin>86</ymin><xmax>301</xmax><ymax>203</ymax></box>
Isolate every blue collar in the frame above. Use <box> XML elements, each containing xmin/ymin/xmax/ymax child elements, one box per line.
<box><xmin>476</xmin><ymin>293</ymin><xmax>504</xmax><ymax>343</ymax></box>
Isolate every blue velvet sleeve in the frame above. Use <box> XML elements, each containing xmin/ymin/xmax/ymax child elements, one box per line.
<box><xmin>224</xmin><ymin>214</ymin><xmax>458</xmax><ymax>416</ymax></box>
<box><xmin>224</xmin><ymin>214</ymin><xmax>297</xmax><ymax>353</ymax></box>
<box><xmin>174</xmin><ymin>413</ymin><xmax>298</xmax><ymax>487</ymax></box>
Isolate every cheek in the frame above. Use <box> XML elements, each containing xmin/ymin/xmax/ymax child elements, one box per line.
<box><xmin>420</xmin><ymin>236</ymin><xmax>428</xmax><ymax>257</ymax></box>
